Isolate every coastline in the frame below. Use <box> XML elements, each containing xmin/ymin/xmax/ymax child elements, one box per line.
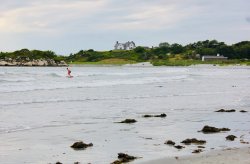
<box><xmin>138</xmin><ymin>146</ymin><xmax>250</xmax><ymax>164</ymax></box>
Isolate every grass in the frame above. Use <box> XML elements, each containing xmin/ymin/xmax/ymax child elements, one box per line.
<box><xmin>68</xmin><ymin>57</ymin><xmax>250</xmax><ymax>67</ymax></box>
<box><xmin>152</xmin><ymin>59</ymin><xmax>250</xmax><ymax>66</ymax></box>
<box><xmin>152</xmin><ymin>59</ymin><xmax>202</xmax><ymax>66</ymax></box>
<box><xmin>69</xmin><ymin>58</ymin><xmax>137</xmax><ymax>65</ymax></box>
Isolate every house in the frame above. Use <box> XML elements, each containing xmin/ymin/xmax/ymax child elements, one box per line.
<box><xmin>202</xmin><ymin>54</ymin><xmax>228</xmax><ymax>61</ymax></box>
<box><xmin>114</xmin><ymin>41</ymin><xmax>136</xmax><ymax>50</ymax></box>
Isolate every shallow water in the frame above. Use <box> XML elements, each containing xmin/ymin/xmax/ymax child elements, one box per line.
<box><xmin>0</xmin><ymin>66</ymin><xmax>250</xmax><ymax>164</ymax></box>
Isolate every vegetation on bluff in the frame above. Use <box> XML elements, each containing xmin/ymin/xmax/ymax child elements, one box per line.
<box><xmin>66</xmin><ymin>40</ymin><xmax>250</xmax><ymax>66</ymax></box>
<box><xmin>1</xmin><ymin>40</ymin><xmax>250</xmax><ymax>66</ymax></box>
<box><xmin>0</xmin><ymin>49</ymin><xmax>65</xmax><ymax>63</ymax></box>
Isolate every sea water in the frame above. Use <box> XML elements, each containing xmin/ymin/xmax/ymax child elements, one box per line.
<box><xmin>0</xmin><ymin>66</ymin><xmax>250</xmax><ymax>164</ymax></box>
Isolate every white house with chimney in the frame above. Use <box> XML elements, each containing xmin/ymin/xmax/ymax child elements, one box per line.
<box><xmin>114</xmin><ymin>41</ymin><xmax>136</xmax><ymax>50</ymax></box>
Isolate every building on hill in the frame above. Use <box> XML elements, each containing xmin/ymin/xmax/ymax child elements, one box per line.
<box><xmin>202</xmin><ymin>54</ymin><xmax>228</xmax><ymax>61</ymax></box>
<box><xmin>114</xmin><ymin>41</ymin><xmax>136</xmax><ymax>50</ymax></box>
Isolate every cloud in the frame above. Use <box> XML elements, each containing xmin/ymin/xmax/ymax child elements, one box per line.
<box><xmin>0</xmin><ymin>0</ymin><xmax>250</xmax><ymax>54</ymax></box>
<box><xmin>247</xmin><ymin>17</ymin><xmax>250</xmax><ymax>23</ymax></box>
<box><xmin>0</xmin><ymin>0</ymin><xmax>202</xmax><ymax>34</ymax></box>
<box><xmin>90</xmin><ymin>1</ymin><xmax>201</xmax><ymax>31</ymax></box>
<box><xmin>0</xmin><ymin>0</ymin><xmax>106</xmax><ymax>33</ymax></box>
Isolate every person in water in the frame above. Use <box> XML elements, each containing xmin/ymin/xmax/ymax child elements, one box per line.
<box><xmin>67</xmin><ymin>67</ymin><xmax>71</xmax><ymax>76</ymax></box>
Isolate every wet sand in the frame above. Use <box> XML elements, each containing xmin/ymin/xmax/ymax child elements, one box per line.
<box><xmin>140</xmin><ymin>146</ymin><xmax>250</xmax><ymax>164</ymax></box>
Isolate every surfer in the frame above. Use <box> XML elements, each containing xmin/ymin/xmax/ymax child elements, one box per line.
<box><xmin>67</xmin><ymin>67</ymin><xmax>72</xmax><ymax>77</ymax></box>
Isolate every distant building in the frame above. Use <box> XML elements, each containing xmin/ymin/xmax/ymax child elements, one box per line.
<box><xmin>202</xmin><ymin>54</ymin><xmax>228</xmax><ymax>61</ymax></box>
<box><xmin>114</xmin><ymin>41</ymin><xmax>136</xmax><ymax>50</ymax></box>
<box><xmin>195</xmin><ymin>54</ymin><xmax>201</xmax><ymax>59</ymax></box>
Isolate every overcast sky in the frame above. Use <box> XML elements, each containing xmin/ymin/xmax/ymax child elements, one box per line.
<box><xmin>0</xmin><ymin>0</ymin><xmax>249</xmax><ymax>55</ymax></box>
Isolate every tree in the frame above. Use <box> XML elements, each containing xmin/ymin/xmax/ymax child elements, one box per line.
<box><xmin>159</xmin><ymin>42</ymin><xmax>170</xmax><ymax>48</ymax></box>
<box><xmin>134</xmin><ymin>46</ymin><xmax>146</xmax><ymax>53</ymax></box>
<box><xmin>170</xmin><ymin>43</ymin><xmax>184</xmax><ymax>54</ymax></box>
<box><xmin>217</xmin><ymin>45</ymin><xmax>234</xmax><ymax>59</ymax></box>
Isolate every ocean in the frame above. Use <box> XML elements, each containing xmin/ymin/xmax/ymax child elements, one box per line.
<box><xmin>0</xmin><ymin>66</ymin><xmax>250</xmax><ymax>164</ymax></box>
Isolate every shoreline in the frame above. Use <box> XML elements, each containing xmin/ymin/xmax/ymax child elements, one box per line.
<box><xmin>138</xmin><ymin>146</ymin><xmax>250</xmax><ymax>164</ymax></box>
<box><xmin>1</xmin><ymin>61</ymin><xmax>250</xmax><ymax>68</ymax></box>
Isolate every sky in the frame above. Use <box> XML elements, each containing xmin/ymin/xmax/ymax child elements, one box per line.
<box><xmin>0</xmin><ymin>0</ymin><xmax>249</xmax><ymax>55</ymax></box>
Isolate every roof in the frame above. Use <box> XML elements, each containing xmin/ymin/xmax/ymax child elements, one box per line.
<box><xmin>202</xmin><ymin>56</ymin><xmax>228</xmax><ymax>59</ymax></box>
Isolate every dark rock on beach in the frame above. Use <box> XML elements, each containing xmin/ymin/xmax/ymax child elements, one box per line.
<box><xmin>174</xmin><ymin>145</ymin><xmax>185</xmax><ymax>149</ymax></box>
<box><xmin>181</xmin><ymin>138</ymin><xmax>206</xmax><ymax>145</ymax></box>
<box><xmin>200</xmin><ymin>125</ymin><xmax>230</xmax><ymax>133</ymax></box>
<box><xmin>118</xmin><ymin>119</ymin><xmax>137</xmax><ymax>123</ymax></box>
<box><xmin>215</xmin><ymin>109</ymin><xmax>236</xmax><ymax>112</ymax></box>
<box><xmin>192</xmin><ymin>149</ymin><xmax>203</xmax><ymax>153</ymax></box>
<box><xmin>198</xmin><ymin>146</ymin><xmax>205</xmax><ymax>149</ymax></box>
<box><xmin>111</xmin><ymin>161</ymin><xmax>121</xmax><ymax>164</ymax></box>
<box><xmin>157</xmin><ymin>86</ymin><xmax>163</xmax><ymax>88</ymax></box>
<box><xmin>240</xmin><ymin>139</ymin><xmax>250</xmax><ymax>144</ymax></box>
<box><xmin>143</xmin><ymin>115</ymin><xmax>153</xmax><ymax>118</ymax></box>
<box><xmin>71</xmin><ymin>141</ymin><xmax>93</xmax><ymax>150</ymax></box>
<box><xmin>143</xmin><ymin>113</ymin><xmax>167</xmax><ymax>118</ymax></box>
<box><xmin>111</xmin><ymin>153</ymin><xmax>138</xmax><ymax>164</ymax></box>
<box><xmin>226</xmin><ymin>135</ymin><xmax>237</xmax><ymax>141</ymax></box>
<box><xmin>55</xmin><ymin>162</ymin><xmax>63</xmax><ymax>164</ymax></box>
<box><xmin>164</xmin><ymin>140</ymin><xmax>176</xmax><ymax>145</ymax></box>
<box><xmin>155</xmin><ymin>113</ymin><xmax>167</xmax><ymax>117</ymax></box>
<box><xmin>240</xmin><ymin>110</ymin><xmax>247</xmax><ymax>113</ymax></box>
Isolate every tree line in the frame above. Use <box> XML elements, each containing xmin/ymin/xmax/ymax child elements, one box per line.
<box><xmin>1</xmin><ymin>40</ymin><xmax>250</xmax><ymax>63</ymax></box>
<box><xmin>67</xmin><ymin>40</ymin><xmax>250</xmax><ymax>62</ymax></box>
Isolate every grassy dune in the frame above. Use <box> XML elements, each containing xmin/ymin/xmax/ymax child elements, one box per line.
<box><xmin>70</xmin><ymin>58</ymin><xmax>137</xmax><ymax>65</ymax></box>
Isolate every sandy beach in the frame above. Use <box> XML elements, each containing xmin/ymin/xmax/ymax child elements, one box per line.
<box><xmin>140</xmin><ymin>146</ymin><xmax>250</xmax><ymax>164</ymax></box>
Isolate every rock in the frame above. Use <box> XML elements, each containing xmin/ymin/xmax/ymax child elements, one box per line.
<box><xmin>145</xmin><ymin>137</ymin><xmax>153</xmax><ymax>140</ymax></box>
<box><xmin>164</xmin><ymin>140</ymin><xmax>175</xmax><ymax>145</ymax></box>
<box><xmin>111</xmin><ymin>153</ymin><xmax>138</xmax><ymax>164</ymax></box>
<box><xmin>55</xmin><ymin>162</ymin><xmax>63</xmax><ymax>164</ymax></box>
<box><xmin>174</xmin><ymin>145</ymin><xmax>185</xmax><ymax>149</ymax></box>
<box><xmin>215</xmin><ymin>109</ymin><xmax>236</xmax><ymax>112</ymax></box>
<box><xmin>226</xmin><ymin>135</ymin><xmax>237</xmax><ymax>141</ymax></box>
<box><xmin>23</xmin><ymin>61</ymin><xmax>33</xmax><ymax>66</ymax></box>
<box><xmin>200</xmin><ymin>125</ymin><xmax>230</xmax><ymax>133</ymax></box>
<box><xmin>143</xmin><ymin>115</ymin><xmax>153</xmax><ymax>118</ymax></box>
<box><xmin>154</xmin><ymin>113</ymin><xmax>167</xmax><ymax>118</ymax></box>
<box><xmin>47</xmin><ymin>59</ymin><xmax>57</xmax><ymax>66</ymax></box>
<box><xmin>240</xmin><ymin>139</ymin><xmax>249</xmax><ymax>144</ymax></box>
<box><xmin>220</xmin><ymin>128</ymin><xmax>231</xmax><ymax>131</ymax></box>
<box><xmin>0</xmin><ymin>61</ymin><xmax>9</xmax><ymax>66</ymax></box>
<box><xmin>118</xmin><ymin>153</ymin><xmax>137</xmax><ymax>160</ymax></box>
<box><xmin>118</xmin><ymin>119</ymin><xmax>137</xmax><ymax>123</ymax></box>
<box><xmin>192</xmin><ymin>149</ymin><xmax>203</xmax><ymax>153</ymax></box>
<box><xmin>37</xmin><ymin>59</ymin><xmax>48</xmax><ymax>66</ymax></box>
<box><xmin>181</xmin><ymin>138</ymin><xmax>206</xmax><ymax>145</ymax></box>
<box><xmin>74</xmin><ymin>162</ymin><xmax>80</xmax><ymax>164</ymax></box>
<box><xmin>58</xmin><ymin>60</ymin><xmax>68</xmax><ymax>66</ymax></box>
<box><xmin>197</xmin><ymin>146</ymin><xmax>205</xmax><ymax>148</ymax></box>
<box><xmin>240</xmin><ymin>110</ymin><xmax>247</xmax><ymax>113</ymax></box>
<box><xmin>71</xmin><ymin>141</ymin><xmax>93</xmax><ymax>150</ymax></box>
<box><xmin>111</xmin><ymin>160</ymin><xmax>121</xmax><ymax>164</ymax></box>
<box><xmin>0</xmin><ymin>58</ymin><xmax>67</xmax><ymax>67</ymax></box>
<box><xmin>143</xmin><ymin>113</ymin><xmax>167</xmax><ymax>118</ymax></box>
